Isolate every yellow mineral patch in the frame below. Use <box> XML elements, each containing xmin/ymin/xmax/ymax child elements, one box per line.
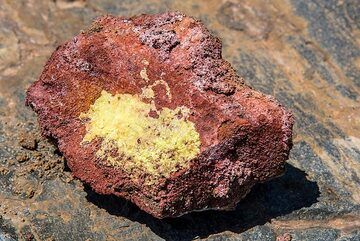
<box><xmin>80</xmin><ymin>90</ymin><xmax>200</xmax><ymax>181</ymax></box>
<box><xmin>140</xmin><ymin>86</ymin><xmax>155</xmax><ymax>99</ymax></box>
<box><xmin>140</xmin><ymin>60</ymin><xmax>150</xmax><ymax>82</ymax></box>
<box><xmin>139</xmin><ymin>59</ymin><xmax>172</xmax><ymax>100</ymax></box>
<box><xmin>140</xmin><ymin>68</ymin><xmax>149</xmax><ymax>82</ymax></box>
<box><xmin>141</xmin><ymin>59</ymin><xmax>149</xmax><ymax>66</ymax></box>
<box><xmin>140</xmin><ymin>79</ymin><xmax>172</xmax><ymax>100</ymax></box>
<box><xmin>155</xmin><ymin>79</ymin><xmax>172</xmax><ymax>100</ymax></box>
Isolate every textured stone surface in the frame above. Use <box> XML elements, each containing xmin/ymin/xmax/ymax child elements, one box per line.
<box><xmin>0</xmin><ymin>0</ymin><xmax>359</xmax><ymax>240</ymax></box>
<box><xmin>25</xmin><ymin>12</ymin><xmax>293</xmax><ymax>218</ymax></box>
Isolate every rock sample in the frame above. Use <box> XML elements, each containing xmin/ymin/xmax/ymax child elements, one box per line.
<box><xmin>25</xmin><ymin>12</ymin><xmax>294</xmax><ymax>218</ymax></box>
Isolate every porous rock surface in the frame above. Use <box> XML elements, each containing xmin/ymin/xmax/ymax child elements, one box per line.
<box><xmin>25</xmin><ymin>12</ymin><xmax>293</xmax><ymax>218</ymax></box>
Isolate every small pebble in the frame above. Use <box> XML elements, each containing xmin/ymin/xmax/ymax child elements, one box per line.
<box><xmin>19</xmin><ymin>133</ymin><xmax>38</xmax><ymax>150</ymax></box>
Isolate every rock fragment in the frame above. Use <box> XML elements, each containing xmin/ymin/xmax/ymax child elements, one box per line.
<box><xmin>18</xmin><ymin>133</ymin><xmax>38</xmax><ymax>150</ymax></box>
<box><xmin>25</xmin><ymin>12</ymin><xmax>294</xmax><ymax>218</ymax></box>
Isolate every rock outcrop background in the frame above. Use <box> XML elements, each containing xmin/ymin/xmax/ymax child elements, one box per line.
<box><xmin>0</xmin><ymin>0</ymin><xmax>359</xmax><ymax>240</ymax></box>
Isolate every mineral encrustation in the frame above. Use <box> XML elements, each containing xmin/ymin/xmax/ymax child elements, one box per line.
<box><xmin>26</xmin><ymin>12</ymin><xmax>294</xmax><ymax>218</ymax></box>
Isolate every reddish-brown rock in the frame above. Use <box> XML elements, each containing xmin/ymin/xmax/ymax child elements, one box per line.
<box><xmin>25</xmin><ymin>12</ymin><xmax>294</xmax><ymax>218</ymax></box>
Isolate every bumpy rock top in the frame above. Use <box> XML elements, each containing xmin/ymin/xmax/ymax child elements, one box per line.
<box><xmin>26</xmin><ymin>12</ymin><xmax>293</xmax><ymax>218</ymax></box>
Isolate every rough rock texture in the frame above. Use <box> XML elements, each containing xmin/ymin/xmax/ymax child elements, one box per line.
<box><xmin>25</xmin><ymin>12</ymin><xmax>293</xmax><ymax>218</ymax></box>
<box><xmin>0</xmin><ymin>0</ymin><xmax>359</xmax><ymax>240</ymax></box>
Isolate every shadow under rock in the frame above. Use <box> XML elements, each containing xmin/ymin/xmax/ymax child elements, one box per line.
<box><xmin>85</xmin><ymin>163</ymin><xmax>320</xmax><ymax>241</ymax></box>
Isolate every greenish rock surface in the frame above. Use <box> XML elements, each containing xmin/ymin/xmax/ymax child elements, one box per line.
<box><xmin>0</xmin><ymin>0</ymin><xmax>359</xmax><ymax>240</ymax></box>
